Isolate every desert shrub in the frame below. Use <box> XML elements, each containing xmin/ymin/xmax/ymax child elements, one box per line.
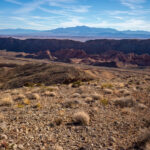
<box><xmin>35</xmin><ymin>83</ymin><xmax>45</xmax><ymax>87</ymax></box>
<box><xmin>24</xmin><ymin>82</ymin><xmax>35</xmax><ymax>87</ymax></box>
<box><xmin>114</xmin><ymin>97</ymin><xmax>136</xmax><ymax>108</ymax></box>
<box><xmin>54</xmin><ymin>118</ymin><xmax>63</xmax><ymax>126</ymax></box>
<box><xmin>72</xmin><ymin>111</ymin><xmax>90</xmax><ymax>125</ymax></box>
<box><xmin>46</xmin><ymin>86</ymin><xmax>59</xmax><ymax>91</ymax></box>
<box><xmin>138</xmin><ymin>128</ymin><xmax>150</xmax><ymax>142</ymax></box>
<box><xmin>101</xmin><ymin>98</ymin><xmax>108</xmax><ymax>106</ymax></box>
<box><xmin>126</xmin><ymin>128</ymin><xmax>150</xmax><ymax>149</ymax></box>
<box><xmin>16</xmin><ymin>104</ymin><xmax>24</xmax><ymax>108</ymax></box>
<box><xmin>147</xmin><ymin>86</ymin><xmax>150</xmax><ymax>92</ymax></box>
<box><xmin>136</xmin><ymin>128</ymin><xmax>150</xmax><ymax>149</ymax></box>
<box><xmin>63</xmin><ymin>100</ymin><xmax>81</xmax><ymax>108</ymax></box>
<box><xmin>72</xmin><ymin>81</ymin><xmax>82</xmax><ymax>88</ymax></box>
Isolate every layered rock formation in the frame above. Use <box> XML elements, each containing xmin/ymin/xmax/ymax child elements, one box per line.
<box><xmin>1</xmin><ymin>38</ymin><xmax>150</xmax><ymax>67</ymax></box>
<box><xmin>0</xmin><ymin>38</ymin><xmax>150</xmax><ymax>55</ymax></box>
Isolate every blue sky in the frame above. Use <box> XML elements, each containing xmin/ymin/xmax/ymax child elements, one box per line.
<box><xmin>0</xmin><ymin>0</ymin><xmax>150</xmax><ymax>31</ymax></box>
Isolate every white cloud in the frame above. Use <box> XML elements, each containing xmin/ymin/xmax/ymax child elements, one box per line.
<box><xmin>8</xmin><ymin>0</ymin><xmax>90</xmax><ymax>14</ymax></box>
<box><xmin>120</xmin><ymin>0</ymin><xmax>146</xmax><ymax>9</ymax></box>
<box><xmin>5</xmin><ymin>0</ymin><xmax>22</xmax><ymax>5</ymax></box>
<box><xmin>15</xmin><ymin>0</ymin><xmax>44</xmax><ymax>14</ymax></box>
<box><xmin>59</xmin><ymin>18</ymin><xmax>84</xmax><ymax>27</ymax></box>
<box><xmin>84</xmin><ymin>18</ymin><xmax>150</xmax><ymax>31</ymax></box>
<box><xmin>70</xmin><ymin>6</ymin><xmax>91</xmax><ymax>13</ymax></box>
<box><xmin>2</xmin><ymin>0</ymin><xmax>150</xmax><ymax>31</ymax></box>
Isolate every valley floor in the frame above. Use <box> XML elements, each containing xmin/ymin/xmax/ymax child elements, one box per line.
<box><xmin>0</xmin><ymin>57</ymin><xmax>150</xmax><ymax>150</ymax></box>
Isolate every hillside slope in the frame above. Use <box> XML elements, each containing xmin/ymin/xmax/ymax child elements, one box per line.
<box><xmin>0</xmin><ymin>59</ymin><xmax>150</xmax><ymax>150</ymax></box>
<box><xmin>0</xmin><ymin>63</ymin><xmax>94</xmax><ymax>89</ymax></box>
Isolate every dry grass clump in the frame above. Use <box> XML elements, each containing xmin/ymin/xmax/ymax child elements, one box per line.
<box><xmin>134</xmin><ymin>128</ymin><xmax>150</xmax><ymax>149</ymax></box>
<box><xmin>23</xmin><ymin>99</ymin><xmax>30</xmax><ymax>105</ymax></box>
<box><xmin>118</xmin><ymin>82</ymin><xmax>125</xmax><ymax>88</ymax></box>
<box><xmin>147</xmin><ymin>86</ymin><xmax>150</xmax><ymax>92</ymax></box>
<box><xmin>118</xmin><ymin>89</ymin><xmax>130</xmax><ymax>96</ymax></box>
<box><xmin>63</xmin><ymin>100</ymin><xmax>81</xmax><ymax>108</ymax></box>
<box><xmin>103</xmin><ymin>89</ymin><xmax>113</xmax><ymax>94</ymax></box>
<box><xmin>0</xmin><ymin>113</ymin><xmax>4</xmax><ymax>122</ymax></box>
<box><xmin>0</xmin><ymin>95</ymin><xmax>13</xmax><ymax>106</ymax></box>
<box><xmin>46</xmin><ymin>86</ymin><xmax>59</xmax><ymax>91</ymax></box>
<box><xmin>121</xmin><ymin>108</ymin><xmax>133</xmax><ymax>115</ymax></box>
<box><xmin>72</xmin><ymin>111</ymin><xmax>90</xmax><ymax>126</ymax></box>
<box><xmin>100</xmin><ymin>98</ymin><xmax>108</xmax><ymax>106</ymax></box>
<box><xmin>101</xmin><ymin>83</ymin><xmax>113</xmax><ymax>89</ymax></box>
<box><xmin>145</xmin><ymin>142</ymin><xmax>150</xmax><ymax>150</ymax></box>
<box><xmin>11</xmin><ymin>89</ymin><xmax>20</xmax><ymax>95</ymax></box>
<box><xmin>72</xmin><ymin>81</ymin><xmax>82</xmax><ymax>88</ymax></box>
<box><xmin>54</xmin><ymin>118</ymin><xmax>63</xmax><ymax>126</ymax></box>
<box><xmin>15</xmin><ymin>94</ymin><xmax>26</xmax><ymax>101</ymax></box>
<box><xmin>81</xmin><ymin>94</ymin><xmax>88</xmax><ymax>98</ymax></box>
<box><xmin>91</xmin><ymin>93</ymin><xmax>102</xmax><ymax>100</ymax></box>
<box><xmin>113</xmin><ymin>97</ymin><xmax>136</xmax><ymax>108</ymax></box>
<box><xmin>52</xmin><ymin>145</ymin><xmax>63</xmax><ymax>150</ymax></box>
<box><xmin>24</xmin><ymin>82</ymin><xmax>35</xmax><ymax>87</ymax></box>
<box><xmin>137</xmin><ymin>103</ymin><xmax>147</xmax><ymax>110</ymax></box>
<box><xmin>138</xmin><ymin>128</ymin><xmax>150</xmax><ymax>142</ymax></box>
<box><xmin>33</xmin><ymin>102</ymin><xmax>42</xmax><ymax>109</ymax></box>
<box><xmin>43</xmin><ymin>91</ymin><xmax>56</xmax><ymax>97</ymax></box>
<box><xmin>85</xmin><ymin>97</ymin><xmax>93</xmax><ymax>101</ymax></box>
<box><xmin>72</xmin><ymin>93</ymin><xmax>81</xmax><ymax>98</ymax></box>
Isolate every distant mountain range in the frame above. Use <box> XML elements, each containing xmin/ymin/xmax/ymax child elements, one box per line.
<box><xmin>1</xmin><ymin>26</ymin><xmax>150</xmax><ymax>38</ymax></box>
